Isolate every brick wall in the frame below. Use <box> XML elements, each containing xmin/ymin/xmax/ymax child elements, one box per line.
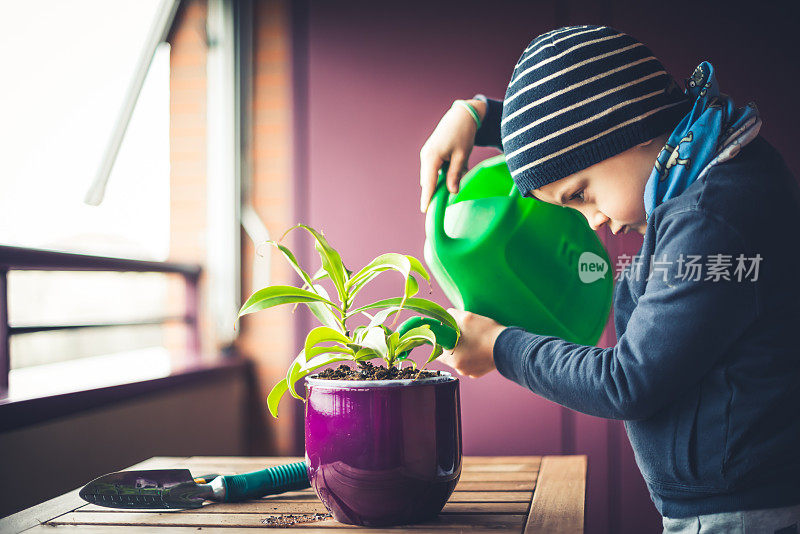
<box><xmin>235</xmin><ymin>0</ymin><xmax>298</xmax><ymax>455</ymax></box>
<box><xmin>166</xmin><ymin>0</ymin><xmax>298</xmax><ymax>455</ymax></box>
<box><xmin>166</xmin><ymin>0</ymin><xmax>211</xmax><ymax>364</ymax></box>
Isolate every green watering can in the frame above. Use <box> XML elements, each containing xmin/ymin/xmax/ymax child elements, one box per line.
<box><xmin>423</xmin><ymin>155</ymin><xmax>613</xmax><ymax>345</ymax></box>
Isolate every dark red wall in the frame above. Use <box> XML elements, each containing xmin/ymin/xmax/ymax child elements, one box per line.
<box><xmin>291</xmin><ymin>1</ymin><xmax>800</xmax><ymax>532</ymax></box>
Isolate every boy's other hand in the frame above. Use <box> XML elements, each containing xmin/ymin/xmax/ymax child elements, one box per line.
<box><xmin>437</xmin><ymin>307</ymin><xmax>505</xmax><ymax>379</ymax></box>
<box><xmin>419</xmin><ymin>99</ymin><xmax>486</xmax><ymax>213</ymax></box>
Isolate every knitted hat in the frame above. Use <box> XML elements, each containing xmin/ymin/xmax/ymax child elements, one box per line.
<box><xmin>501</xmin><ymin>25</ymin><xmax>692</xmax><ymax>195</ymax></box>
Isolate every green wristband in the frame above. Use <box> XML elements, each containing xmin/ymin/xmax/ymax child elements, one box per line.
<box><xmin>453</xmin><ymin>99</ymin><xmax>482</xmax><ymax>129</ymax></box>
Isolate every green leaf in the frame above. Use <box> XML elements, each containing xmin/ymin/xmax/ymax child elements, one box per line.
<box><xmin>405</xmin><ymin>275</ymin><xmax>420</xmax><ymax>301</ymax></box>
<box><xmin>268</xmin><ymin>241</ymin><xmax>343</xmax><ymax>328</ymax></box>
<box><xmin>424</xmin><ymin>344</ymin><xmax>444</xmax><ymax>366</ymax></box>
<box><xmin>282</xmin><ymin>224</ymin><xmax>348</xmax><ymax>305</ymax></box>
<box><xmin>386</xmin><ymin>330</ymin><xmax>400</xmax><ymax>367</ymax></box>
<box><xmin>397</xmin><ymin>356</ymin><xmax>417</xmax><ymax>369</ymax></box>
<box><xmin>405</xmin><ymin>254</ymin><xmax>431</xmax><ymax>282</ymax></box>
<box><xmin>304</xmin><ymin>326</ymin><xmax>353</xmax><ymax>362</ymax></box>
<box><xmin>266</xmin><ymin>378</ymin><xmax>290</xmax><ymax>419</ymax></box>
<box><xmin>238</xmin><ymin>285</ymin><xmax>338</xmax><ymax>317</ymax></box>
<box><xmin>305</xmin><ymin>284</ymin><xmax>344</xmax><ymax>332</ymax></box>
<box><xmin>395</xmin><ymin>325</ymin><xmax>438</xmax><ymax>355</ymax></box>
<box><xmin>354</xmin><ymin>348</ymin><xmax>380</xmax><ymax>362</ymax></box>
<box><xmin>395</xmin><ymin>339</ymin><xmax>430</xmax><ymax>355</ymax></box>
<box><xmin>346</xmin><ymin>253</ymin><xmax>406</xmax><ymax>289</ymax></box>
<box><xmin>347</xmin><ymin>297</ymin><xmax>458</xmax><ymax>334</ymax></box>
<box><xmin>268</xmin><ymin>351</ymin><xmax>351</xmax><ymax>417</ymax></box>
<box><xmin>310</xmin><ymin>267</ymin><xmax>330</xmax><ymax>282</ymax></box>
<box><xmin>285</xmin><ymin>351</ymin><xmax>308</xmax><ymax>401</ymax></box>
<box><xmin>396</xmin><ymin>316</ymin><xmax>458</xmax><ymax>350</ymax></box>
<box><xmin>395</xmin><ymin>325</ymin><xmax>438</xmax><ymax>356</ymax></box>
<box><xmin>348</xmin><ymin>253</ymin><xmax>429</xmax><ymax>289</ymax></box>
<box><xmin>359</xmin><ymin>326</ymin><xmax>388</xmax><ymax>359</ymax></box>
<box><xmin>267</xmin><ymin>241</ymin><xmax>315</xmax><ymax>289</ymax></box>
<box><xmin>387</xmin><ymin>331</ymin><xmax>400</xmax><ymax>354</ymax></box>
<box><xmin>345</xmin><ymin>254</ymin><xmax>423</xmax><ymax>319</ymax></box>
<box><xmin>286</xmin><ymin>350</ymin><xmax>351</xmax><ymax>401</ymax></box>
<box><xmin>305</xmin><ymin>345</ymin><xmax>352</xmax><ymax>360</ymax></box>
<box><xmin>352</xmin><ymin>325</ymin><xmax>367</xmax><ymax>342</ymax></box>
<box><xmin>362</xmin><ymin>307</ymin><xmax>402</xmax><ymax>329</ymax></box>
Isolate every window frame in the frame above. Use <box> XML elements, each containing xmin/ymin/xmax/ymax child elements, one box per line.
<box><xmin>83</xmin><ymin>0</ymin><xmax>181</xmax><ymax>206</ymax></box>
<box><xmin>0</xmin><ymin>245</ymin><xmax>203</xmax><ymax>375</ymax></box>
<box><xmin>0</xmin><ymin>0</ymin><xmax>254</xmax><ymax>428</ymax></box>
<box><xmin>0</xmin><ymin>245</ymin><xmax>249</xmax><ymax>432</ymax></box>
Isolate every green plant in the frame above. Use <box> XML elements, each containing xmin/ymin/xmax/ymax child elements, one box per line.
<box><xmin>237</xmin><ymin>224</ymin><xmax>460</xmax><ymax>418</ymax></box>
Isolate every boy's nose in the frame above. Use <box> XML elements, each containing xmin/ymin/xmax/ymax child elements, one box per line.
<box><xmin>588</xmin><ymin>211</ymin><xmax>610</xmax><ymax>231</ymax></box>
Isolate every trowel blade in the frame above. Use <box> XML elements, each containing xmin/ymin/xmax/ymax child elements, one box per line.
<box><xmin>79</xmin><ymin>469</ymin><xmax>209</xmax><ymax>509</ymax></box>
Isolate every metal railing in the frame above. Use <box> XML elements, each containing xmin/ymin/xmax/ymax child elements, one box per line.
<box><xmin>0</xmin><ymin>245</ymin><xmax>202</xmax><ymax>393</ymax></box>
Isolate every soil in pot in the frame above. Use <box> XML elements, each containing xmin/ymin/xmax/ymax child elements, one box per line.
<box><xmin>314</xmin><ymin>361</ymin><xmax>442</xmax><ymax>381</ymax></box>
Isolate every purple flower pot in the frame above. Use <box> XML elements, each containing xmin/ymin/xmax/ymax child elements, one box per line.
<box><xmin>304</xmin><ymin>372</ymin><xmax>462</xmax><ymax>526</ymax></box>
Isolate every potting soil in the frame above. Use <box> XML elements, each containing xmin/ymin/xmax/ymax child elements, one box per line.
<box><xmin>315</xmin><ymin>361</ymin><xmax>441</xmax><ymax>381</ymax></box>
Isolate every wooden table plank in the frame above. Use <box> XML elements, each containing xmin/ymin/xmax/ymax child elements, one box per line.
<box><xmin>78</xmin><ymin>501</ymin><xmax>529</xmax><ymax>515</ymax></box>
<box><xmin>125</xmin><ymin>457</ymin><xmax>193</xmax><ymax>470</ymax></box>
<box><xmin>179</xmin><ymin>455</ymin><xmax>540</xmax><ymax>465</ymax></box>
<box><xmin>9</xmin><ymin>455</ymin><xmax>584</xmax><ymax>533</ymax></box>
<box><xmin>78</xmin><ymin>490</ymin><xmax>534</xmax><ymax>511</ymax></box>
<box><xmin>172</xmin><ymin>459</ymin><xmax>538</xmax><ymax>479</ymax></box>
<box><xmin>179</xmin><ymin>490</ymin><xmax>534</xmax><ymax>503</ymax></box>
<box><xmin>448</xmin><ymin>491</ymin><xmax>533</xmax><ymax>503</ymax></box>
<box><xmin>49</xmin><ymin>511</ymin><xmax>526</xmax><ymax>529</ymax></box>
<box><xmin>0</xmin><ymin>487</ymin><xmax>86</xmax><ymax>534</ymax></box>
<box><xmin>455</xmin><ymin>480</ymin><xmax>535</xmax><ymax>491</ymax></box>
<box><xmin>459</xmin><ymin>471</ymin><xmax>538</xmax><ymax>482</ymax></box>
<box><xmin>27</xmin><ymin>525</ymin><xmax>521</xmax><ymax>534</ymax></box>
<box><xmin>462</xmin><ymin>456</ymin><xmax>540</xmax><ymax>464</ymax></box>
<box><xmin>0</xmin><ymin>457</ymin><xmax>192</xmax><ymax>534</ymax></box>
<box><xmin>524</xmin><ymin>456</ymin><xmax>586</xmax><ymax>534</ymax></box>
<box><xmin>462</xmin><ymin>462</ymin><xmax>540</xmax><ymax>472</ymax></box>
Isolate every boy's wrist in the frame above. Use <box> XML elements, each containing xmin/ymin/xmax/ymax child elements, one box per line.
<box><xmin>488</xmin><ymin>324</ymin><xmax>507</xmax><ymax>361</ymax></box>
<box><xmin>453</xmin><ymin>99</ymin><xmax>484</xmax><ymax>130</ymax></box>
<box><xmin>466</xmin><ymin>98</ymin><xmax>487</xmax><ymax>122</ymax></box>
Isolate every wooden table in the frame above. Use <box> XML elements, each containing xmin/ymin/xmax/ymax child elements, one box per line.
<box><xmin>2</xmin><ymin>455</ymin><xmax>586</xmax><ymax>533</ymax></box>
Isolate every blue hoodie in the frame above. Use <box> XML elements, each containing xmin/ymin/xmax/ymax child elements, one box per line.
<box><xmin>478</xmin><ymin>98</ymin><xmax>800</xmax><ymax>517</ymax></box>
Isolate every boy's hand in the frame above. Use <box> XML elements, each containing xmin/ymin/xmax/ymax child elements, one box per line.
<box><xmin>437</xmin><ymin>308</ymin><xmax>506</xmax><ymax>378</ymax></box>
<box><xmin>419</xmin><ymin>99</ymin><xmax>487</xmax><ymax>213</ymax></box>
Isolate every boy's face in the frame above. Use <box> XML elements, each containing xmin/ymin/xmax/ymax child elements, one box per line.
<box><xmin>528</xmin><ymin>133</ymin><xmax>668</xmax><ymax>236</ymax></box>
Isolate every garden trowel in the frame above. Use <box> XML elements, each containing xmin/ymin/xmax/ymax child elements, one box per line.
<box><xmin>79</xmin><ymin>461</ymin><xmax>310</xmax><ymax>509</ymax></box>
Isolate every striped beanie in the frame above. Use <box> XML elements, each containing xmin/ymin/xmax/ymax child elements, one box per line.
<box><xmin>501</xmin><ymin>25</ymin><xmax>692</xmax><ymax>195</ymax></box>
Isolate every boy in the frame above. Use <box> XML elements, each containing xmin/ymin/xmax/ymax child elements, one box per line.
<box><xmin>419</xmin><ymin>25</ymin><xmax>800</xmax><ymax>533</ymax></box>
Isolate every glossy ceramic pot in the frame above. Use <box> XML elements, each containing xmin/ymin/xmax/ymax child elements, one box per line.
<box><xmin>304</xmin><ymin>372</ymin><xmax>462</xmax><ymax>526</ymax></box>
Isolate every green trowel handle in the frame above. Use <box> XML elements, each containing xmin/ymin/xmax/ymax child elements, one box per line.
<box><xmin>221</xmin><ymin>461</ymin><xmax>309</xmax><ymax>502</ymax></box>
<box><xmin>397</xmin><ymin>316</ymin><xmax>458</xmax><ymax>350</ymax></box>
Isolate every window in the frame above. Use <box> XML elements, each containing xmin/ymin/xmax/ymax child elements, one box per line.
<box><xmin>0</xmin><ymin>0</ymin><xmax>171</xmax><ymax>260</ymax></box>
<box><xmin>0</xmin><ymin>0</ymin><xmax>193</xmax><ymax>398</ymax></box>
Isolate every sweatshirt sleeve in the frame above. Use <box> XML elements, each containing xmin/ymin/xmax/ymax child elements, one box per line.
<box><xmin>492</xmin><ymin>209</ymin><xmax>758</xmax><ymax>420</ymax></box>
<box><xmin>473</xmin><ymin>95</ymin><xmax>503</xmax><ymax>150</ymax></box>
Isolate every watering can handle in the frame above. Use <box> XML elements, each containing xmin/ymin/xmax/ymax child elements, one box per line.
<box><xmin>426</xmin><ymin>163</ymin><xmax>456</xmax><ymax>249</ymax></box>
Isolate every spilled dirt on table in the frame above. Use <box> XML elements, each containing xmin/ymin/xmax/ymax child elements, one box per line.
<box><xmin>261</xmin><ymin>512</ymin><xmax>332</xmax><ymax>526</ymax></box>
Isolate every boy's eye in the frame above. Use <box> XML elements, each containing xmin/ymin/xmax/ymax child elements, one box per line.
<box><xmin>569</xmin><ymin>189</ymin><xmax>585</xmax><ymax>203</ymax></box>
